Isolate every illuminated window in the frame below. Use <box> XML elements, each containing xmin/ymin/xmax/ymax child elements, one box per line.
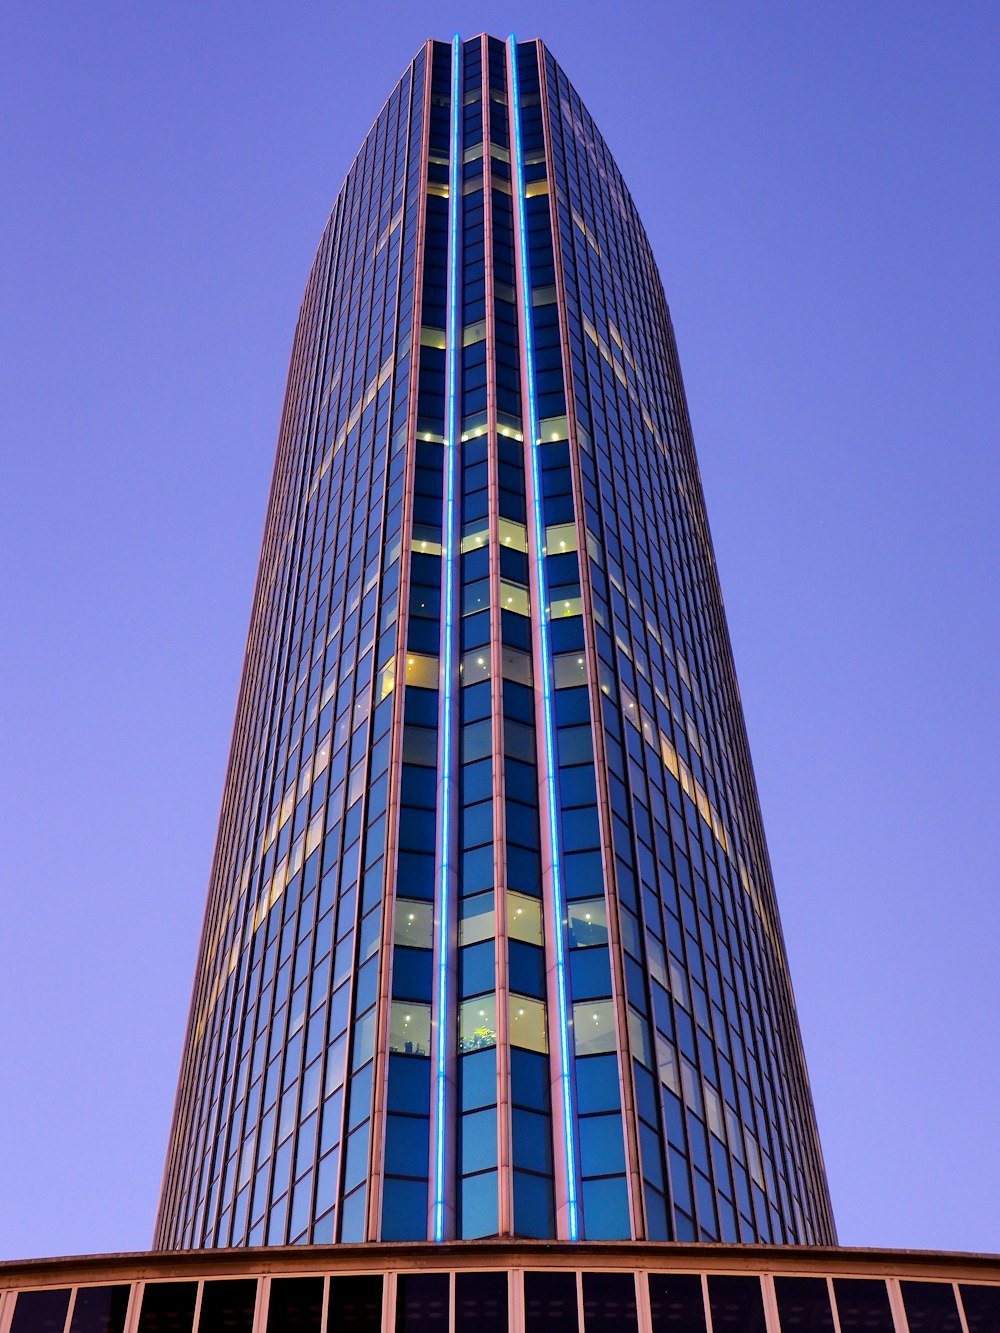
<box><xmin>405</xmin><ymin>653</ymin><xmax>439</xmax><ymax>689</ymax></box>
<box><xmin>461</xmin><ymin>648</ymin><xmax>491</xmax><ymax>684</ymax></box>
<box><xmin>553</xmin><ymin>653</ymin><xmax>587</xmax><ymax>688</ymax></box>
<box><xmin>568</xmin><ymin>899</ymin><xmax>608</xmax><ymax>948</ymax></box>
<box><xmin>574</xmin><ymin>999</ymin><xmax>617</xmax><ymax>1055</ymax></box>
<box><xmin>545</xmin><ymin>521</ymin><xmax>578</xmax><ymax>554</ymax></box>
<box><xmin>388</xmin><ymin>1002</ymin><xmax>431</xmax><ymax>1056</ymax></box>
<box><xmin>507</xmin><ymin>891</ymin><xmax>543</xmax><ymax>945</ymax></box>
<box><xmin>509</xmin><ymin>994</ymin><xmax>548</xmax><ymax>1052</ymax></box>
<box><xmin>498</xmin><ymin>517</ymin><xmax>528</xmax><ymax>551</ymax></box>
<box><xmin>460</xmin><ymin>891</ymin><xmax>495</xmax><ymax>945</ymax></box>
<box><xmin>458</xmin><ymin>995</ymin><xmax>497</xmax><ymax>1051</ymax></box>
<box><xmin>394</xmin><ymin>899</ymin><xmax>433</xmax><ymax>949</ymax></box>
<box><xmin>499</xmin><ymin>580</ymin><xmax>530</xmax><ymax>616</ymax></box>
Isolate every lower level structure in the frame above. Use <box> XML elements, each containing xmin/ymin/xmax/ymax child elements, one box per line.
<box><xmin>1</xmin><ymin>1242</ymin><xmax>998</xmax><ymax>1333</ymax></box>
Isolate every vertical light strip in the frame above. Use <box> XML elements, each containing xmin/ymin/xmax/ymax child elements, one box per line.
<box><xmin>508</xmin><ymin>34</ymin><xmax>579</xmax><ymax>1241</ymax></box>
<box><xmin>433</xmin><ymin>31</ymin><xmax>461</xmax><ymax>1243</ymax></box>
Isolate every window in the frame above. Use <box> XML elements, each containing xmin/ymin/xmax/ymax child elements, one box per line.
<box><xmin>459</xmin><ymin>994</ymin><xmax>497</xmax><ymax>1051</ymax></box>
<box><xmin>509</xmin><ymin>994</ymin><xmax>547</xmax><ymax>1052</ymax></box>
<box><xmin>574</xmin><ymin>1000</ymin><xmax>616</xmax><ymax>1055</ymax></box>
<box><xmin>394</xmin><ymin>899</ymin><xmax>433</xmax><ymax>949</ymax></box>
<box><xmin>389</xmin><ymin>1001</ymin><xmax>431</xmax><ymax>1056</ymax></box>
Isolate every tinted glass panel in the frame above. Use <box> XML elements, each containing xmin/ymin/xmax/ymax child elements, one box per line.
<box><xmin>138</xmin><ymin>1284</ymin><xmax>198</xmax><ymax>1333</ymax></box>
<box><xmin>395</xmin><ymin>1274</ymin><xmax>449</xmax><ymax>1331</ymax></box>
<box><xmin>524</xmin><ymin>1272</ymin><xmax>578</xmax><ymax>1333</ymax></box>
<box><xmin>70</xmin><ymin>1287</ymin><xmax>131</xmax><ymax>1333</ymax></box>
<box><xmin>775</xmin><ymin>1277</ymin><xmax>835</xmax><ymax>1333</ymax></box>
<box><xmin>455</xmin><ymin>1272</ymin><xmax>508</xmax><ymax>1332</ymax></box>
<box><xmin>266</xmin><ymin>1279</ymin><xmax>323</xmax><ymax>1333</ymax></box>
<box><xmin>648</xmin><ymin>1273</ymin><xmax>707</xmax><ymax>1333</ymax></box>
<box><xmin>327</xmin><ymin>1275</ymin><xmax>383</xmax><ymax>1331</ymax></box>
<box><xmin>960</xmin><ymin>1286</ymin><xmax>1000</xmax><ymax>1333</ymax></box>
<box><xmin>900</xmin><ymin>1284</ymin><xmax>961</xmax><ymax>1333</ymax></box>
<box><xmin>198</xmin><ymin>1280</ymin><xmax>257</xmax><ymax>1333</ymax></box>
<box><xmin>834</xmin><ymin>1280</ymin><xmax>895</xmax><ymax>1333</ymax></box>
<box><xmin>11</xmin><ymin>1289</ymin><xmax>71</xmax><ymax>1333</ymax></box>
<box><xmin>708</xmin><ymin>1276</ymin><xmax>766</xmax><ymax>1333</ymax></box>
<box><xmin>582</xmin><ymin>1272</ymin><xmax>638</xmax><ymax>1333</ymax></box>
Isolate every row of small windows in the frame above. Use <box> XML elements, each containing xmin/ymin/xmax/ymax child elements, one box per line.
<box><xmin>8</xmin><ymin>1271</ymin><xmax>999</xmax><ymax>1333</ymax></box>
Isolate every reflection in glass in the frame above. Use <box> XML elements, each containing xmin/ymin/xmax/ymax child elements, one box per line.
<box><xmin>648</xmin><ymin>1273</ymin><xmax>708</xmax><ymax>1333</ymax></box>
<box><xmin>708</xmin><ymin>1276</ymin><xmax>766</xmax><ymax>1333</ymax></box>
<box><xmin>582</xmin><ymin>1272</ymin><xmax>638</xmax><ymax>1333</ymax></box>
<box><xmin>68</xmin><ymin>1287</ymin><xmax>131</xmax><ymax>1333</ymax></box>
<box><xmin>524</xmin><ymin>1272</ymin><xmax>578</xmax><ymax>1333</ymax></box>
<box><xmin>460</xmin><ymin>892</ymin><xmax>496</xmax><ymax>945</ymax></box>
<box><xmin>455</xmin><ymin>1272</ymin><xmax>508</xmax><ymax>1332</ymax></box>
<box><xmin>327</xmin><ymin>1275</ymin><xmax>382</xmax><ymax>1332</ymax></box>
<box><xmin>12</xmin><ymin>1290</ymin><xmax>72</xmax><ymax>1333</ymax></box>
<box><xmin>396</xmin><ymin>1273</ymin><xmax>449</xmax><ymax>1332</ymax></box>
<box><xmin>833</xmin><ymin>1280</ymin><xmax>894</xmax><ymax>1333</ymax></box>
<box><xmin>900</xmin><ymin>1283</ymin><xmax>962</xmax><ymax>1333</ymax></box>
<box><xmin>774</xmin><ymin>1277</ymin><xmax>835</xmax><ymax>1333</ymax></box>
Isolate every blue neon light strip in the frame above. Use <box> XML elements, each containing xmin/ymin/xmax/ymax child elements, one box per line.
<box><xmin>508</xmin><ymin>34</ymin><xmax>580</xmax><ymax>1241</ymax></box>
<box><xmin>433</xmin><ymin>32</ymin><xmax>461</xmax><ymax>1243</ymax></box>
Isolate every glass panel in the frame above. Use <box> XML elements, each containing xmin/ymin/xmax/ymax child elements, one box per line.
<box><xmin>412</xmin><ymin>526</ymin><xmax>443</xmax><ymax>556</ymax></box>
<box><xmin>396</xmin><ymin>1274</ymin><xmax>449</xmax><ymax>1332</ymax></box>
<box><xmin>582</xmin><ymin>1273</ymin><xmax>638</xmax><ymax>1333</ymax></box>
<box><xmin>550</xmin><ymin>592</ymin><xmax>582</xmax><ymax>618</ymax></box>
<box><xmin>389</xmin><ymin>1001</ymin><xmax>431</xmax><ymax>1056</ymax></box>
<box><xmin>462</xmin><ymin>647</ymin><xmax>492</xmax><ymax>684</ymax></box>
<box><xmin>900</xmin><ymin>1284</ymin><xmax>962</xmax><ymax>1333</ymax></box>
<box><xmin>553</xmin><ymin>653</ymin><xmax>587</xmax><ymax>688</ymax></box>
<box><xmin>524</xmin><ymin>1273</ymin><xmax>578</xmax><ymax>1333</ymax></box>
<box><xmin>69</xmin><ymin>1287</ymin><xmax>131</xmax><ymax>1333</ymax></box>
<box><xmin>833</xmin><ymin>1281</ymin><xmax>895</xmax><ymax>1333</ymax></box>
<box><xmin>460</xmin><ymin>892</ymin><xmax>496</xmax><ymax>945</ymax></box>
<box><xmin>461</xmin><ymin>522</ymin><xmax>489</xmax><ymax>553</ymax></box>
<box><xmin>501</xmin><ymin>647</ymin><xmax>532</xmax><ymax>685</ymax></box>
<box><xmin>648</xmin><ymin>1273</ymin><xmax>707</xmax><ymax>1333</ymax></box>
<box><xmin>197</xmin><ymin>1281</ymin><xmax>257</xmax><ymax>1333</ymax></box>
<box><xmin>574</xmin><ymin>1000</ymin><xmax>616</xmax><ymax>1055</ymax></box>
<box><xmin>774</xmin><ymin>1278</ymin><xmax>835</xmax><ymax>1333</ymax></box>
<box><xmin>459</xmin><ymin>994</ymin><xmax>497</xmax><ymax>1051</ymax></box>
<box><xmin>455</xmin><ymin>1272</ymin><xmax>508</xmax><ymax>1332</ymax></box>
<box><xmin>508</xmin><ymin>891</ymin><xmax>543</xmax><ymax>944</ymax></box>
<box><xmin>545</xmin><ymin>522</ymin><xmax>578</xmax><ymax>554</ymax></box>
<box><xmin>499</xmin><ymin>581</ymin><xmax>530</xmax><ymax>616</ymax></box>
<box><xmin>960</xmin><ymin>1286</ymin><xmax>1000</xmax><ymax>1333</ymax></box>
<box><xmin>509</xmin><ymin>994</ymin><xmax>547</xmax><ymax>1052</ymax></box>
<box><xmin>266</xmin><ymin>1278</ymin><xmax>323</xmax><ymax>1333</ymax></box>
<box><xmin>137</xmin><ymin>1284</ymin><xmax>198</xmax><ymax>1333</ymax></box>
<box><xmin>395</xmin><ymin>899</ymin><xmax>433</xmax><ymax>948</ymax></box>
<box><xmin>568</xmin><ymin>899</ymin><xmax>608</xmax><ymax>947</ymax></box>
<box><xmin>708</xmin><ymin>1277</ymin><xmax>766</xmax><ymax>1333</ymax></box>
<box><xmin>12</xmin><ymin>1290</ymin><xmax>71</xmax><ymax>1333</ymax></box>
<box><xmin>327</xmin><ymin>1275</ymin><xmax>382</xmax><ymax>1332</ymax></box>
<box><xmin>405</xmin><ymin>654</ymin><xmax>439</xmax><ymax>689</ymax></box>
<box><xmin>498</xmin><ymin>518</ymin><xmax>528</xmax><ymax>552</ymax></box>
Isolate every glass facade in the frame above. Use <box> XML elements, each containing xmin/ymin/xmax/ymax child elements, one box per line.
<box><xmin>155</xmin><ymin>34</ymin><xmax>834</xmax><ymax>1249</ymax></box>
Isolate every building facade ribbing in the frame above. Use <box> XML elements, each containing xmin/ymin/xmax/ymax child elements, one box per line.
<box><xmin>155</xmin><ymin>35</ymin><xmax>835</xmax><ymax>1251</ymax></box>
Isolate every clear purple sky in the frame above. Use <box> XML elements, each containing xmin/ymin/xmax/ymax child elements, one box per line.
<box><xmin>1</xmin><ymin>1</ymin><xmax>997</xmax><ymax>1262</ymax></box>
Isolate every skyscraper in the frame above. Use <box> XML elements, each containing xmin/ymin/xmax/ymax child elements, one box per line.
<box><xmin>156</xmin><ymin>33</ymin><xmax>835</xmax><ymax>1252</ymax></box>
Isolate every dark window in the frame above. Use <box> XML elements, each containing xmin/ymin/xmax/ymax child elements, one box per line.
<box><xmin>197</xmin><ymin>1280</ymin><xmax>256</xmax><ymax>1333</ymax></box>
<box><xmin>266</xmin><ymin>1278</ymin><xmax>323</xmax><ymax>1333</ymax></box>
<box><xmin>11</xmin><ymin>1289</ymin><xmax>72</xmax><ymax>1333</ymax></box>
<box><xmin>774</xmin><ymin>1277</ymin><xmax>835</xmax><ymax>1333</ymax></box>
<box><xmin>708</xmin><ymin>1276</ymin><xmax>766</xmax><ymax>1333</ymax></box>
<box><xmin>901</xmin><ymin>1283</ymin><xmax>962</xmax><ymax>1333</ymax></box>
<box><xmin>833</xmin><ymin>1280</ymin><xmax>895</xmax><ymax>1333</ymax></box>
<box><xmin>648</xmin><ymin>1272</ymin><xmax>707</xmax><ymax>1333</ymax></box>
<box><xmin>137</xmin><ymin>1284</ymin><xmax>198</xmax><ymax>1333</ymax></box>
<box><xmin>327</xmin><ymin>1275</ymin><xmax>383</xmax><ymax>1331</ymax></box>
<box><xmin>454</xmin><ymin>1271</ymin><xmax>508</xmax><ymax>1332</ymax></box>
<box><xmin>395</xmin><ymin>1274</ymin><xmax>448</xmax><ymax>1331</ymax></box>
<box><xmin>582</xmin><ymin>1272</ymin><xmax>638</xmax><ymax>1333</ymax></box>
<box><xmin>960</xmin><ymin>1285</ymin><xmax>1000</xmax><ymax>1333</ymax></box>
<box><xmin>524</xmin><ymin>1272</ymin><xmax>577</xmax><ymax>1333</ymax></box>
<box><xmin>68</xmin><ymin>1287</ymin><xmax>130</xmax><ymax>1333</ymax></box>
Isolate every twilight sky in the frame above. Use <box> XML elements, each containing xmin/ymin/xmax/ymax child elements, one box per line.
<box><xmin>1</xmin><ymin>1</ymin><xmax>997</xmax><ymax>1261</ymax></box>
